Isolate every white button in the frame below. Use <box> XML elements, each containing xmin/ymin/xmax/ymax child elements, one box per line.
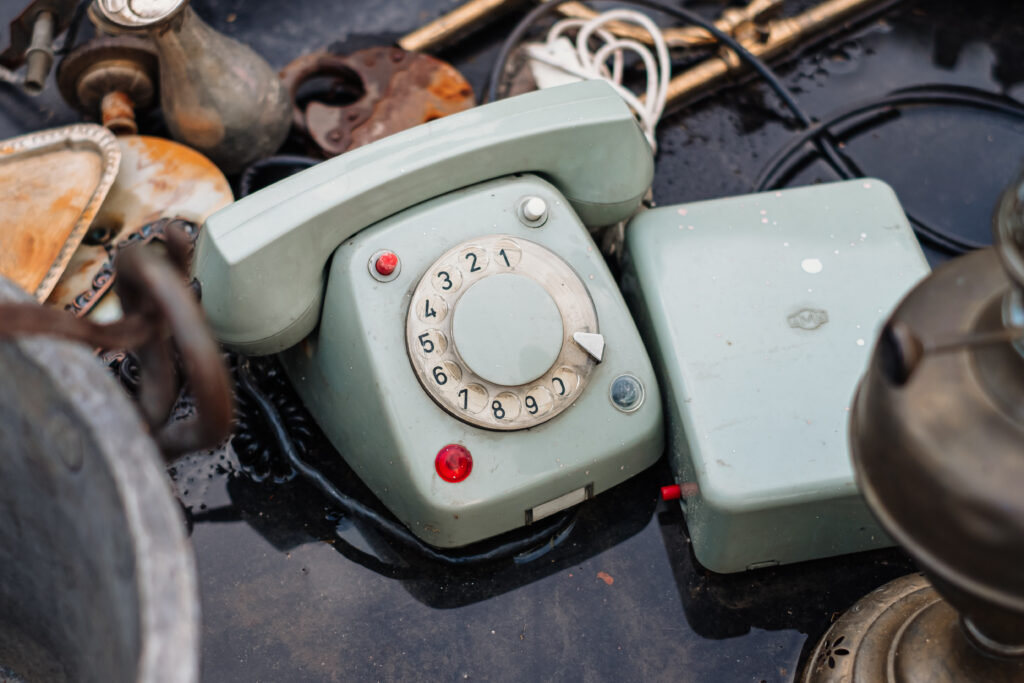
<box><xmin>522</xmin><ymin>197</ymin><xmax>547</xmax><ymax>222</ymax></box>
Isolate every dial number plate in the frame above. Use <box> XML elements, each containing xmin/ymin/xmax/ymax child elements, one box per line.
<box><xmin>406</xmin><ymin>235</ymin><xmax>599</xmax><ymax>431</ymax></box>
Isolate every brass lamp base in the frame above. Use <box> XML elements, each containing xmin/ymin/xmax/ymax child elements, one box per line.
<box><xmin>802</xmin><ymin>573</ymin><xmax>1024</xmax><ymax>682</ymax></box>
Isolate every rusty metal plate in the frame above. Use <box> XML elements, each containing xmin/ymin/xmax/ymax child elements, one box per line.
<box><xmin>280</xmin><ymin>46</ymin><xmax>475</xmax><ymax>157</ymax></box>
<box><xmin>47</xmin><ymin>134</ymin><xmax>233</xmax><ymax>318</ymax></box>
<box><xmin>0</xmin><ymin>123</ymin><xmax>120</xmax><ymax>301</ymax></box>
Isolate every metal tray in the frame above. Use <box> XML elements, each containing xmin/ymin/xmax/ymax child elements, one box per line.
<box><xmin>0</xmin><ymin>123</ymin><xmax>120</xmax><ymax>300</ymax></box>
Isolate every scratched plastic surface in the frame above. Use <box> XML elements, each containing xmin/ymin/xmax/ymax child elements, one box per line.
<box><xmin>1</xmin><ymin>1</ymin><xmax>1022</xmax><ymax>680</ymax></box>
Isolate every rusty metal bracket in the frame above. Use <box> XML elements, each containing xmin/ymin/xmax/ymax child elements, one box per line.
<box><xmin>280</xmin><ymin>46</ymin><xmax>475</xmax><ymax>157</ymax></box>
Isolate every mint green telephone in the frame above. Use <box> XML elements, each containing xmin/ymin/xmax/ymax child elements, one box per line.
<box><xmin>193</xmin><ymin>81</ymin><xmax>664</xmax><ymax>548</ymax></box>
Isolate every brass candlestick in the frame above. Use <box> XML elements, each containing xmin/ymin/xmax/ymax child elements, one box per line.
<box><xmin>803</xmin><ymin>174</ymin><xmax>1024</xmax><ymax>681</ymax></box>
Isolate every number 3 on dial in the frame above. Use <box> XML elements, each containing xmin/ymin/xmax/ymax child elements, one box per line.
<box><xmin>432</xmin><ymin>264</ymin><xmax>462</xmax><ymax>293</ymax></box>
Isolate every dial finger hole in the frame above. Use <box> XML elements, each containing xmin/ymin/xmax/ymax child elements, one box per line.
<box><xmin>523</xmin><ymin>386</ymin><xmax>553</xmax><ymax>416</ymax></box>
<box><xmin>551</xmin><ymin>367</ymin><xmax>579</xmax><ymax>399</ymax></box>
<box><xmin>429</xmin><ymin>360</ymin><xmax>462</xmax><ymax>391</ymax></box>
<box><xmin>432</xmin><ymin>263</ymin><xmax>462</xmax><ymax>293</ymax></box>
<box><xmin>417</xmin><ymin>294</ymin><xmax>448</xmax><ymax>323</ymax></box>
<box><xmin>459</xmin><ymin>246</ymin><xmax>489</xmax><ymax>276</ymax></box>
<box><xmin>493</xmin><ymin>239</ymin><xmax>522</xmax><ymax>268</ymax></box>
<box><xmin>456</xmin><ymin>383</ymin><xmax>488</xmax><ymax>414</ymax></box>
<box><xmin>491</xmin><ymin>392</ymin><xmax>521</xmax><ymax>422</ymax></box>
<box><xmin>414</xmin><ymin>329</ymin><xmax>447</xmax><ymax>358</ymax></box>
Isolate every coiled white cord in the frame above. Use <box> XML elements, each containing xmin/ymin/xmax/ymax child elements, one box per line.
<box><xmin>524</xmin><ymin>9</ymin><xmax>671</xmax><ymax>153</ymax></box>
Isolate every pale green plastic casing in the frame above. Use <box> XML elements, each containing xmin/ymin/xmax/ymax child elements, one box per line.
<box><xmin>453</xmin><ymin>273</ymin><xmax>564</xmax><ymax>385</ymax></box>
<box><xmin>192</xmin><ymin>80</ymin><xmax>654</xmax><ymax>355</ymax></box>
<box><xmin>621</xmin><ymin>179</ymin><xmax>930</xmax><ymax>573</ymax></box>
<box><xmin>280</xmin><ymin>175</ymin><xmax>663</xmax><ymax>548</ymax></box>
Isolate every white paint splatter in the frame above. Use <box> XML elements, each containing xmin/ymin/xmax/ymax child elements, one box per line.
<box><xmin>801</xmin><ymin>258</ymin><xmax>824</xmax><ymax>274</ymax></box>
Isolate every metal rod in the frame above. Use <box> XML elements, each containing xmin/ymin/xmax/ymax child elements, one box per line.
<box><xmin>24</xmin><ymin>10</ymin><xmax>54</xmax><ymax>95</ymax></box>
<box><xmin>399</xmin><ymin>0</ymin><xmax>782</xmax><ymax>54</ymax></box>
<box><xmin>398</xmin><ymin>0</ymin><xmax>530</xmax><ymax>53</ymax></box>
<box><xmin>659</xmin><ymin>0</ymin><xmax>892</xmax><ymax>109</ymax></box>
<box><xmin>554</xmin><ymin>0</ymin><xmax>783</xmax><ymax>49</ymax></box>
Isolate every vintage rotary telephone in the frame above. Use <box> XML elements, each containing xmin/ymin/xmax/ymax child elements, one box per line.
<box><xmin>194</xmin><ymin>81</ymin><xmax>664</xmax><ymax>548</ymax></box>
<box><xmin>195</xmin><ymin>79</ymin><xmax>932</xmax><ymax>561</ymax></box>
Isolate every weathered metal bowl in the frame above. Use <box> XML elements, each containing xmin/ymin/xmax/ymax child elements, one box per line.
<box><xmin>0</xmin><ymin>278</ymin><xmax>199</xmax><ymax>683</ymax></box>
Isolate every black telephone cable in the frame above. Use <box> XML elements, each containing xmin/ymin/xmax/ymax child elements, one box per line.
<box><xmin>755</xmin><ymin>84</ymin><xmax>1024</xmax><ymax>254</ymax></box>
<box><xmin>235</xmin><ymin>359</ymin><xmax>577</xmax><ymax>567</ymax></box>
<box><xmin>489</xmin><ymin>1</ymin><xmax>1024</xmax><ymax>255</ymax></box>
<box><xmin>486</xmin><ymin>0</ymin><xmax>855</xmax><ymax>183</ymax></box>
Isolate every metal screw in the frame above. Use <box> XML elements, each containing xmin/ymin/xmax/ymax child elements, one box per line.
<box><xmin>609</xmin><ymin>374</ymin><xmax>645</xmax><ymax>413</ymax></box>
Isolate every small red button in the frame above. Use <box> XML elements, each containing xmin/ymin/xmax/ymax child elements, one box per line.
<box><xmin>661</xmin><ymin>484</ymin><xmax>682</xmax><ymax>501</ymax></box>
<box><xmin>375</xmin><ymin>251</ymin><xmax>398</xmax><ymax>276</ymax></box>
<box><xmin>435</xmin><ymin>444</ymin><xmax>473</xmax><ymax>483</ymax></box>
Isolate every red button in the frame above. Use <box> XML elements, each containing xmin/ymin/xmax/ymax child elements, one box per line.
<box><xmin>660</xmin><ymin>484</ymin><xmax>682</xmax><ymax>501</ymax></box>
<box><xmin>435</xmin><ymin>444</ymin><xmax>473</xmax><ymax>482</ymax></box>
<box><xmin>375</xmin><ymin>252</ymin><xmax>398</xmax><ymax>276</ymax></box>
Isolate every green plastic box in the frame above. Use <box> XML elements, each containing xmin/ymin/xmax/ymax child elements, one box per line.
<box><xmin>622</xmin><ymin>179</ymin><xmax>930</xmax><ymax>572</ymax></box>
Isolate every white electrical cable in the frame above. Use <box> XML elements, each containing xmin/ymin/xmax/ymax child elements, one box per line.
<box><xmin>524</xmin><ymin>9</ymin><xmax>671</xmax><ymax>153</ymax></box>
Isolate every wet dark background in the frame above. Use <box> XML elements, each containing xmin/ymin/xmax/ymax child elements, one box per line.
<box><xmin>1</xmin><ymin>1</ymin><xmax>1023</xmax><ymax>681</ymax></box>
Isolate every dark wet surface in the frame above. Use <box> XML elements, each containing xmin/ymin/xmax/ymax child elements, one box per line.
<box><xmin>1</xmin><ymin>0</ymin><xmax>1023</xmax><ymax>680</ymax></box>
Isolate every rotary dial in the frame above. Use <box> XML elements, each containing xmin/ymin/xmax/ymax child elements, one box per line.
<box><xmin>406</xmin><ymin>235</ymin><xmax>601</xmax><ymax>430</ymax></box>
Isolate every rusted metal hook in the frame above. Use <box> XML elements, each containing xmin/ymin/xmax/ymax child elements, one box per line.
<box><xmin>0</xmin><ymin>221</ymin><xmax>233</xmax><ymax>457</ymax></box>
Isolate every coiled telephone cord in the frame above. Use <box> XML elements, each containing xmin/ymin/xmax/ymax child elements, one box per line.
<box><xmin>522</xmin><ymin>9</ymin><xmax>672</xmax><ymax>152</ymax></box>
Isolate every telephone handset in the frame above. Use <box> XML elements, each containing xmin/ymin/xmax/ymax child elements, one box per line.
<box><xmin>194</xmin><ymin>81</ymin><xmax>665</xmax><ymax>548</ymax></box>
<box><xmin>194</xmin><ymin>80</ymin><xmax>654</xmax><ymax>355</ymax></box>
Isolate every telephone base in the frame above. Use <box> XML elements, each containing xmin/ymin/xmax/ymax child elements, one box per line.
<box><xmin>281</xmin><ymin>174</ymin><xmax>663</xmax><ymax>548</ymax></box>
<box><xmin>622</xmin><ymin>179</ymin><xmax>931</xmax><ymax>573</ymax></box>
